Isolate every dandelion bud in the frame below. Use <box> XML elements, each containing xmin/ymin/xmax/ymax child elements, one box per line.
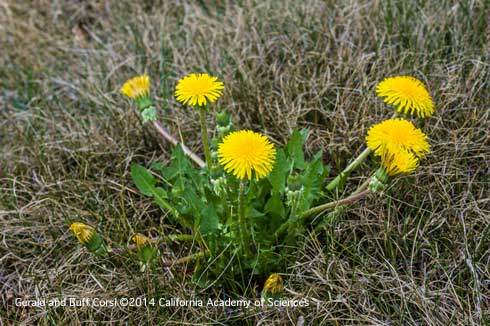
<box><xmin>216</xmin><ymin>125</ymin><xmax>232</xmax><ymax>139</ymax></box>
<box><xmin>211</xmin><ymin>176</ymin><xmax>228</xmax><ymax>197</ymax></box>
<box><xmin>285</xmin><ymin>188</ymin><xmax>303</xmax><ymax>208</ymax></box>
<box><xmin>132</xmin><ymin>233</ymin><xmax>151</xmax><ymax>250</ymax></box>
<box><xmin>216</xmin><ymin>111</ymin><xmax>231</xmax><ymax>126</ymax></box>
<box><xmin>132</xmin><ymin>233</ymin><xmax>157</xmax><ymax>267</ymax></box>
<box><xmin>141</xmin><ymin>106</ymin><xmax>157</xmax><ymax>122</ymax></box>
<box><xmin>286</xmin><ymin>173</ymin><xmax>304</xmax><ymax>208</ymax></box>
<box><xmin>287</xmin><ymin>174</ymin><xmax>302</xmax><ymax>191</ymax></box>
<box><xmin>263</xmin><ymin>273</ymin><xmax>284</xmax><ymax>296</ymax></box>
<box><xmin>69</xmin><ymin>222</ymin><xmax>107</xmax><ymax>256</ymax></box>
<box><xmin>121</xmin><ymin>75</ymin><xmax>155</xmax><ymax>120</ymax></box>
<box><xmin>121</xmin><ymin>75</ymin><xmax>150</xmax><ymax>100</ymax></box>
<box><xmin>171</xmin><ymin>184</ymin><xmax>184</xmax><ymax>196</ymax></box>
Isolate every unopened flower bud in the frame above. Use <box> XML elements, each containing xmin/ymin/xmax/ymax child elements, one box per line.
<box><xmin>69</xmin><ymin>222</ymin><xmax>107</xmax><ymax>256</ymax></box>
<box><xmin>211</xmin><ymin>176</ymin><xmax>228</xmax><ymax>197</ymax></box>
<box><xmin>132</xmin><ymin>233</ymin><xmax>157</xmax><ymax>267</ymax></box>
<box><xmin>141</xmin><ymin>106</ymin><xmax>157</xmax><ymax>122</ymax></box>
<box><xmin>216</xmin><ymin>111</ymin><xmax>231</xmax><ymax>126</ymax></box>
<box><xmin>287</xmin><ymin>173</ymin><xmax>302</xmax><ymax>191</ymax></box>
<box><xmin>263</xmin><ymin>273</ymin><xmax>284</xmax><ymax>295</ymax></box>
<box><xmin>285</xmin><ymin>187</ymin><xmax>303</xmax><ymax>208</ymax></box>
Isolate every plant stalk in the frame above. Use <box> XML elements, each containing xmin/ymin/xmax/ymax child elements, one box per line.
<box><xmin>301</xmin><ymin>189</ymin><xmax>371</xmax><ymax>218</ymax></box>
<box><xmin>166</xmin><ymin>234</ymin><xmax>195</xmax><ymax>242</ymax></box>
<box><xmin>199</xmin><ymin>106</ymin><xmax>212</xmax><ymax>170</ymax></box>
<box><xmin>152</xmin><ymin>121</ymin><xmax>205</xmax><ymax>168</ymax></box>
<box><xmin>163</xmin><ymin>250</ymin><xmax>209</xmax><ymax>267</ymax></box>
<box><xmin>352</xmin><ymin>177</ymin><xmax>371</xmax><ymax>195</ymax></box>
<box><xmin>238</xmin><ymin>180</ymin><xmax>251</xmax><ymax>255</ymax></box>
<box><xmin>274</xmin><ymin>185</ymin><xmax>371</xmax><ymax>240</ymax></box>
<box><xmin>312</xmin><ymin>177</ymin><xmax>372</xmax><ymax>232</ymax></box>
<box><xmin>326</xmin><ymin>147</ymin><xmax>372</xmax><ymax>192</ymax></box>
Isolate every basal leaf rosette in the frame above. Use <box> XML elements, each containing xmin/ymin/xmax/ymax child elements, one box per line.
<box><xmin>376</xmin><ymin>76</ymin><xmax>435</xmax><ymax>118</ymax></box>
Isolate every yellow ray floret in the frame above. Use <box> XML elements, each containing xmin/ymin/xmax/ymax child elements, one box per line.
<box><xmin>218</xmin><ymin>130</ymin><xmax>276</xmax><ymax>181</ymax></box>
<box><xmin>132</xmin><ymin>233</ymin><xmax>151</xmax><ymax>250</ymax></box>
<box><xmin>263</xmin><ymin>273</ymin><xmax>284</xmax><ymax>295</ymax></box>
<box><xmin>121</xmin><ymin>75</ymin><xmax>150</xmax><ymax>99</ymax></box>
<box><xmin>376</xmin><ymin>76</ymin><xmax>434</xmax><ymax>118</ymax></box>
<box><xmin>70</xmin><ymin>222</ymin><xmax>95</xmax><ymax>245</ymax></box>
<box><xmin>381</xmin><ymin>149</ymin><xmax>419</xmax><ymax>176</ymax></box>
<box><xmin>175</xmin><ymin>73</ymin><xmax>224</xmax><ymax>106</ymax></box>
<box><xmin>366</xmin><ymin>118</ymin><xmax>430</xmax><ymax>159</ymax></box>
<box><xmin>366</xmin><ymin>118</ymin><xmax>430</xmax><ymax>176</ymax></box>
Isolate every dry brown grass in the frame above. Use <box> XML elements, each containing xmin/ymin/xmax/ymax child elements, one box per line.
<box><xmin>1</xmin><ymin>0</ymin><xmax>489</xmax><ymax>324</ymax></box>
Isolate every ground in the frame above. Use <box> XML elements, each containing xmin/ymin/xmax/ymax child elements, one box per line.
<box><xmin>1</xmin><ymin>0</ymin><xmax>489</xmax><ymax>325</ymax></box>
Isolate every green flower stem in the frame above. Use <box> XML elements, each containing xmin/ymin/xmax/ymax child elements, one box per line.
<box><xmin>199</xmin><ymin>106</ymin><xmax>212</xmax><ymax>170</ymax></box>
<box><xmin>301</xmin><ymin>189</ymin><xmax>371</xmax><ymax>219</ymax></box>
<box><xmin>325</xmin><ymin>113</ymin><xmax>397</xmax><ymax>192</ymax></box>
<box><xmin>166</xmin><ymin>234</ymin><xmax>195</xmax><ymax>242</ymax></box>
<box><xmin>326</xmin><ymin>147</ymin><xmax>372</xmax><ymax>192</ymax></box>
<box><xmin>152</xmin><ymin>121</ymin><xmax>205</xmax><ymax>168</ymax></box>
<box><xmin>312</xmin><ymin>177</ymin><xmax>372</xmax><ymax>232</ymax></box>
<box><xmin>163</xmin><ymin>249</ymin><xmax>210</xmax><ymax>267</ymax></box>
<box><xmin>274</xmin><ymin>175</ymin><xmax>373</xmax><ymax>241</ymax></box>
<box><xmin>238</xmin><ymin>179</ymin><xmax>251</xmax><ymax>255</ymax></box>
<box><xmin>274</xmin><ymin>220</ymin><xmax>290</xmax><ymax>241</ymax></box>
<box><xmin>352</xmin><ymin>177</ymin><xmax>371</xmax><ymax>195</ymax></box>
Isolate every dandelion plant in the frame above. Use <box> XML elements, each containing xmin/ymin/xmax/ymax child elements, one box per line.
<box><xmin>71</xmin><ymin>73</ymin><xmax>436</xmax><ymax>290</ymax></box>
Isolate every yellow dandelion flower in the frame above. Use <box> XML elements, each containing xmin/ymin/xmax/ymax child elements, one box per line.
<box><xmin>70</xmin><ymin>222</ymin><xmax>95</xmax><ymax>245</ymax></box>
<box><xmin>121</xmin><ymin>75</ymin><xmax>150</xmax><ymax>99</ymax></box>
<box><xmin>132</xmin><ymin>233</ymin><xmax>151</xmax><ymax>250</ymax></box>
<box><xmin>263</xmin><ymin>273</ymin><xmax>284</xmax><ymax>295</ymax></box>
<box><xmin>175</xmin><ymin>73</ymin><xmax>224</xmax><ymax>106</ymax></box>
<box><xmin>218</xmin><ymin>130</ymin><xmax>276</xmax><ymax>181</ymax></box>
<box><xmin>366</xmin><ymin>118</ymin><xmax>430</xmax><ymax>161</ymax></box>
<box><xmin>376</xmin><ymin>76</ymin><xmax>434</xmax><ymax>118</ymax></box>
<box><xmin>381</xmin><ymin>149</ymin><xmax>419</xmax><ymax>176</ymax></box>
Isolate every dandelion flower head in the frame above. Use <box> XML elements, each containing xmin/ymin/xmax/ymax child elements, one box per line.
<box><xmin>367</xmin><ymin>118</ymin><xmax>430</xmax><ymax>158</ymax></box>
<box><xmin>218</xmin><ymin>130</ymin><xmax>276</xmax><ymax>181</ymax></box>
<box><xmin>381</xmin><ymin>147</ymin><xmax>419</xmax><ymax>176</ymax></box>
<box><xmin>366</xmin><ymin>118</ymin><xmax>430</xmax><ymax>175</ymax></box>
<box><xmin>376</xmin><ymin>76</ymin><xmax>434</xmax><ymax>118</ymax></box>
<box><xmin>175</xmin><ymin>73</ymin><xmax>224</xmax><ymax>106</ymax></box>
<box><xmin>121</xmin><ymin>75</ymin><xmax>150</xmax><ymax>99</ymax></box>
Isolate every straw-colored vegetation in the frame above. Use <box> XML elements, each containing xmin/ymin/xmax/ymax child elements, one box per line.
<box><xmin>1</xmin><ymin>1</ymin><xmax>489</xmax><ymax>324</ymax></box>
